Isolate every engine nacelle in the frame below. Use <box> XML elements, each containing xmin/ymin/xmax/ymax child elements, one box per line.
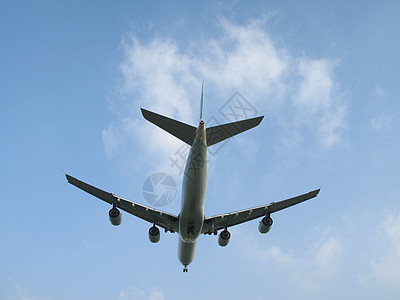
<box><xmin>218</xmin><ymin>229</ymin><xmax>231</xmax><ymax>247</ymax></box>
<box><xmin>109</xmin><ymin>207</ymin><xmax>122</xmax><ymax>226</ymax></box>
<box><xmin>149</xmin><ymin>226</ymin><xmax>160</xmax><ymax>243</ymax></box>
<box><xmin>258</xmin><ymin>216</ymin><xmax>273</xmax><ymax>234</ymax></box>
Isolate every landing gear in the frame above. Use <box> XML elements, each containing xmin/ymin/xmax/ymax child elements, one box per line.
<box><xmin>187</xmin><ymin>222</ymin><xmax>195</xmax><ymax>234</ymax></box>
<box><xmin>183</xmin><ymin>265</ymin><xmax>188</xmax><ymax>273</ymax></box>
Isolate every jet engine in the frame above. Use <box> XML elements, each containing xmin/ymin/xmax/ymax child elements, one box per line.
<box><xmin>109</xmin><ymin>207</ymin><xmax>122</xmax><ymax>226</ymax></box>
<box><xmin>258</xmin><ymin>216</ymin><xmax>273</xmax><ymax>234</ymax></box>
<box><xmin>149</xmin><ymin>225</ymin><xmax>160</xmax><ymax>243</ymax></box>
<box><xmin>218</xmin><ymin>229</ymin><xmax>231</xmax><ymax>247</ymax></box>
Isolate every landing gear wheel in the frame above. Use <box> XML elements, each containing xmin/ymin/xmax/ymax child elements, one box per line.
<box><xmin>183</xmin><ymin>265</ymin><xmax>188</xmax><ymax>273</ymax></box>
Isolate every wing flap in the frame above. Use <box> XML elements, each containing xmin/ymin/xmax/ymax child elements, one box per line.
<box><xmin>66</xmin><ymin>174</ymin><xmax>179</xmax><ymax>233</ymax></box>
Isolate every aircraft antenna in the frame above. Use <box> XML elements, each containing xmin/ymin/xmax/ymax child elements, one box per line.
<box><xmin>200</xmin><ymin>81</ymin><xmax>204</xmax><ymax>122</ymax></box>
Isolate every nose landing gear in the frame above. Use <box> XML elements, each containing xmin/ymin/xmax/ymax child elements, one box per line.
<box><xmin>183</xmin><ymin>265</ymin><xmax>188</xmax><ymax>273</ymax></box>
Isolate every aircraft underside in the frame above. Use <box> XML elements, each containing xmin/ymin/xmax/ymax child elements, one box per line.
<box><xmin>65</xmin><ymin>86</ymin><xmax>321</xmax><ymax>273</ymax></box>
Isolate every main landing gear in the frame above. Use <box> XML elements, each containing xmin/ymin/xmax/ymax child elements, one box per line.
<box><xmin>183</xmin><ymin>265</ymin><xmax>188</xmax><ymax>273</ymax></box>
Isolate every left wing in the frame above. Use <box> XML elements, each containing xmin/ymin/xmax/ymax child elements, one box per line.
<box><xmin>202</xmin><ymin>189</ymin><xmax>320</xmax><ymax>234</ymax></box>
<box><xmin>66</xmin><ymin>174</ymin><xmax>179</xmax><ymax>233</ymax></box>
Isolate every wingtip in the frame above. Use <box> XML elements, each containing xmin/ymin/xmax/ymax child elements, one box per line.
<box><xmin>64</xmin><ymin>172</ymin><xmax>74</xmax><ymax>183</ymax></box>
<box><xmin>252</xmin><ymin>115</ymin><xmax>264</xmax><ymax>126</ymax></box>
<box><xmin>140</xmin><ymin>107</ymin><xmax>151</xmax><ymax>120</ymax></box>
<box><xmin>63</xmin><ymin>170</ymin><xmax>69</xmax><ymax>182</ymax></box>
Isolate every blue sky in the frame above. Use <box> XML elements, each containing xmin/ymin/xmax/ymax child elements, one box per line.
<box><xmin>1</xmin><ymin>1</ymin><xmax>400</xmax><ymax>299</ymax></box>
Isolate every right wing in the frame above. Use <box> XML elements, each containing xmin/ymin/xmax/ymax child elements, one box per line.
<box><xmin>202</xmin><ymin>189</ymin><xmax>320</xmax><ymax>234</ymax></box>
<box><xmin>66</xmin><ymin>174</ymin><xmax>179</xmax><ymax>233</ymax></box>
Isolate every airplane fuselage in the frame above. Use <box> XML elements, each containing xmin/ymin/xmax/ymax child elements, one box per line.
<box><xmin>178</xmin><ymin>121</ymin><xmax>208</xmax><ymax>267</ymax></box>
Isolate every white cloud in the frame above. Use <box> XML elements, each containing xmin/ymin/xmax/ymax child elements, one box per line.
<box><xmin>256</xmin><ymin>245</ymin><xmax>299</xmax><ymax>268</ymax></box>
<box><xmin>246</xmin><ymin>213</ymin><xmax>400</xmax><ymax>298</ymax></box>
<box><xmin>198</xmin><ymin>18</ymin><xmax>290</xmax><ymax>100</ymax></box>
<box><xmin>102</xmin><ymin>123</ymin><xmax>123</xmax><ymax>157</ymax></box>
<box><xmin>318</xmin><ymin>104</ymin><xmax>346</xmax><ymax>147</ymax></box>
<box><xmin>370</xmin><ymin>85</ymin><xmax>392</xmax><ymax>131</ymax></box>
<box><xmin>120</xmin><ymin>36</ymin><xmax>197</xmax><ymax>120</ymax></box>
<box><xmin>371</xmin><ymin>115</ymin><xmax>392</xmax><ymax>131</ymax></box>
<box><xmin>104</xmin><ymin>17</ymin><xmax>347</xmax><ymax>165</ymax></box>
<box><xmin>295</xmin><ymin>59</ymin><xmax>336</xmax><ymax>110</ymax></box>
<box><xmin>296</xmin><ymin>236</ymin><xmax>344</xmax><ymax>292</ymax></box>
<box><xmin>239</xmin><ymin>227</ymin><xmax>343</xmax><ymax>292</ymax></box>
<box><xmin>7</xmin><ymin>284</ymin><xmax>51</xmax><ymax>300</ymax></box>
<box><xmin>311</xmin><ymin>236</ymin><xmax>343</xmax><ymax>278</ymax></box>
<box><xmin>293</xmin><ymin>58</ymin><xmax>346</xmax><ymax>147</ymax></box>
<box><xmin>148</xmin><ymin>290</ymin><xmax>164</xmax><ymax>300</ymax></box>
<box><xmin>119</xmin><ymin>287</ymin><xmax>164</xmax><ymax>300</ymax></box>
<box><xmin>374</xmin><ymin>85</ymin><xmax>385</xmax><ymax>99</ymax></box>
<box><xmin>359</xmin><ymin>213</ymin><xmax>400</xmax><ymax>288</ymax></box>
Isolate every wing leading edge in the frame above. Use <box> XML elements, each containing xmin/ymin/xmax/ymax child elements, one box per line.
<box><xmin>65</xmin><ymin>174</ymin><xmax>179</xmax><ymax>233</ymax></box>
<box><xmin>202</xmin><ymin>189</ymin><xmax>320</xmax><ymax>234</ymax></box>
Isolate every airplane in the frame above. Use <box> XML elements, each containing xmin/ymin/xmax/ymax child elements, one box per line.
<box><xmin>65</xmin><ymin>86</ymin><xmax>320</xmax><ymax>273</ymax></box>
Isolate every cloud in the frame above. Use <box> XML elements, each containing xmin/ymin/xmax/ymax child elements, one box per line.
<box><xmin>293</xmin><ymin>58</ymin><xmax>346</xmax><ymax>147</ymax></box>
<box><xmin>256</xmin><ymin>245</ymin><xmax>299</xmax><ymax>268</ymax></box>
<box><xmin>287</xmin><ymin>236</ymin><xmax>343</xmax><ymax>291</ymax></box>
<box><xmin>371</xmin><ymin>115</ymin><xmax>392</xmax><ymax>131</ymax></box>
<box><xmin>311</xmin><ymin>236</ymin><xmax>343</xmax><ymax>278</ymax></box>
<box><xmin>119</xmin><ymin>287</ymin><xmax>164</xmax><ymax>300</ymax></box>
<box><xmin>104</xmin><ymin>17</ymin><xmax>347</xmax><ymax>166</ymax></box>
<box><xmin>198</xmin><ymin>18</ymin><xmax>290</xmax><ymax>100</ymax></box>
<box><xmin>240</xmin><ymin>227</ymin><xmax>343</xmax><ymax>292</ymax></box>
<box><xmin>119</xmin><ymin>36</ymin><xmax>197</xmax><ymax>120</ymax></box>
<box><xmin>318</xmin><ymin>103</ymin><xmax>346</xmax><ymax>147</ymax></box>
<box><xmin>295</xmin><ymin>59</ymin><xmax>336</xmax><ymax>110</ymax></box>
<box><xmin>7</xmin><ymin>284</ymin><xmax>51</xmax><ymax>300</ymax></box>
<box><xmin>359</xmin><ymin>213</ymin><xmax>400</xmax><ymax>288</ymax></box>
<box><xmin>374</xmin><ymin>85</ymin><xmax>385</xmax><ymax>99</ymax></box>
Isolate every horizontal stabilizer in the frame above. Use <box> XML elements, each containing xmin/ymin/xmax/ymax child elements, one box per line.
<box><xmin>206</xmin><ymin>116</ymin><xmax>264</xmax><ymax>147</ymax></box>
<box><xmin>141</xmin><ymin>108</ymin><xmax>197</xmax><ymax>145</ymax></box>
